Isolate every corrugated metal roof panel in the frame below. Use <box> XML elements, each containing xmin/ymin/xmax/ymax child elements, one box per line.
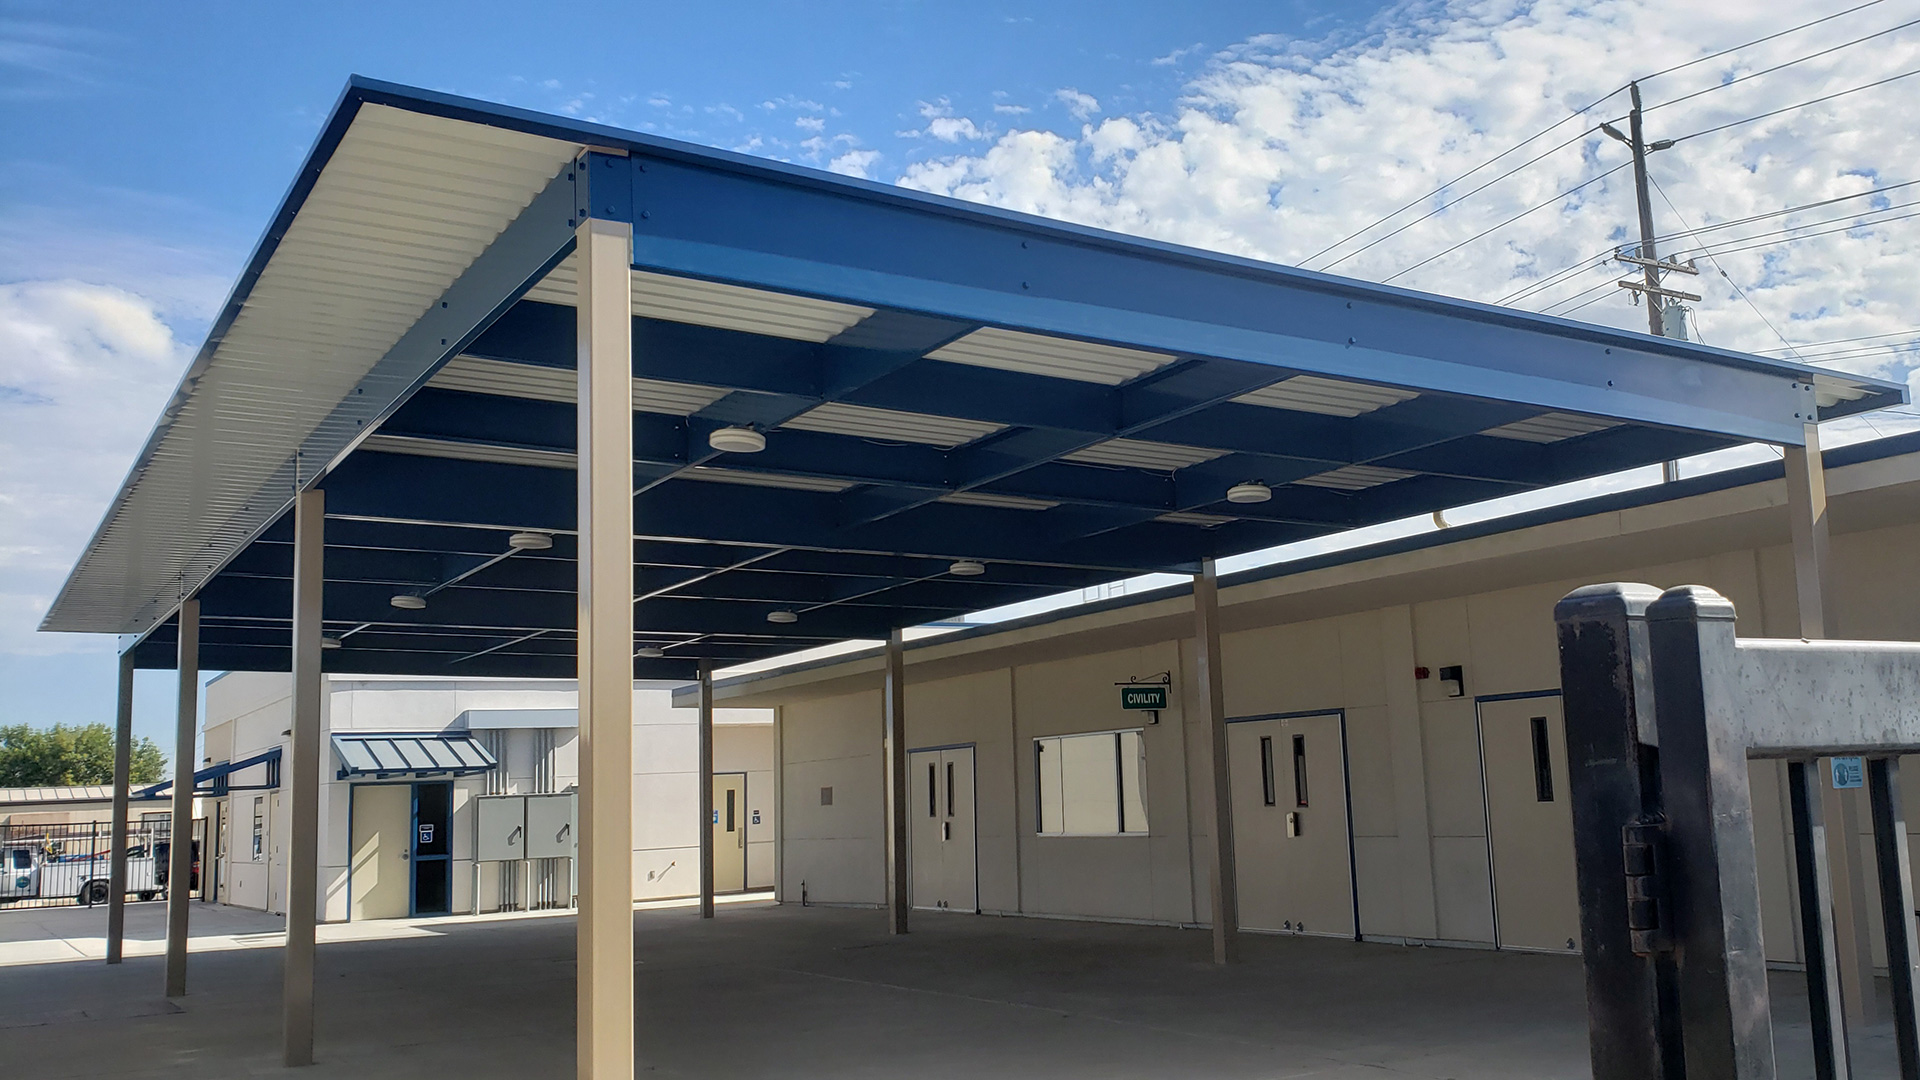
<box><xmin>361</xmin><ymin>434</ymin><xmax>575</xmax><ymax>470</ymax></box>
<box><xmin>1235</xmin><ymin>375</ymin><xmax>1419</xmax><ymax>417</ymax></box>
<box><xmin>1157</xmin><ymin>511</ymin><xmax>1236</xmax><ymax>528</ymax></box>
<box><xmin>1482</xmin><ymin>412</ymin><xmax>1620</xmax><ymax>443</ymax></box>
<box><xmin>780</xmin><ymin>402</ymin><xmax>1003</xmax><ymax>448</ymax></box>
<box><xmin>1061</xmin><ymin>439</ymin><xmax>1225</xmax><ymax>471</ymax></box>
<box><xmin>927</xmin><ymin>327</ymin><xmax>1174</xmax><ymax>385</ymax></box>
<box><xmin>936</xmin><ymin>491</ymin><xmax>1058</xmax><ymax>511</ymax></box>
<box><xmin>1294</xmin><ymin>464</ymin><xmax>1418</xmax><ymax>491</ymax></box>
<box><xmin>429</xmin><ymin>355</ymin><xmax>730</xmax><ymax>415</ymax></box>
<box><xmin>524</xmin><ymin>263</ymin><xmax>873</xmax><ymax>342</ymax></box>
<box><xmin>42</xmin><ymin>103</ymin><xmax>581</xmax><ymax>634</ymax></box>
<box><xmin>684</xmin><ymin>467</ymin><xmax>853</xmax><ymax>493</ymax></box>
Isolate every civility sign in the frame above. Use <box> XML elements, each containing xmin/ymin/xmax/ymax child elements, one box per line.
<box><xmin>1121</xmin><ymin>685</ymin><xmax>1168</xmax><ymax>710</ymax></box>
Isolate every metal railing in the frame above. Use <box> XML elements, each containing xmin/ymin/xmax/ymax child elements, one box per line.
<box><xmin>1557</xmin><ymin>583</ymin><xmax>1920</xmax><ymax>1080</ymax></box>
<box><xmin>0</xmin><ymin>818</ymin><xmax>205</xmax><ymax>910</ymax></box>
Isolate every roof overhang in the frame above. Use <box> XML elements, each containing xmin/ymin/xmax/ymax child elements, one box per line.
<box><xmin>43</xmin><ymin>77</ymin><xmax>1909</xmax><ymax>681</ymax></box>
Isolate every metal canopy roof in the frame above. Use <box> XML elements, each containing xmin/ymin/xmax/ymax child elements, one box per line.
<box><xmin>332</xmin><ymin>732</ymin><xmax>496</xmax><ymax>780</ymax></box>
<box><xmin>42</xmin><ymin>77</ymin><xmax>1907</xmax><ymax>682</ymax></box>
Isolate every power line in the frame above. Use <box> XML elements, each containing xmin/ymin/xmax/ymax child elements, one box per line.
<box><xmin>1643</xmin><ymin>14</ymin><xmax>1920</xmax><ymax>115</ymax></box>
<box><xmin>1302</xmin><ymin>0</ymin><xmax>1898</xmax><ymax>271</ymax></box>
<box><xmin>1636</xmin><ymin>0</ymin><xmax>1892</xmax><ymax>87</ymax></box>
<box><xmin>1650</xmin><ymin>177</ymin><xmax>1806</xmax><ymax>359</ymax></box>
<box><xmin>1669</xmin><ymin>207</ymin><xmax>1920</xmax><ymax>260</ymax></box>
<box><xmin>1312</xmin><ymin>125</ymin><xmax>1600</xmax><ymax>272</ymax></box>
<box><xmin>1758</xmin><ymin>326</ymin><xmax>1920</xmax><ymax>352</ymax></box>
<box><xmin>1381</xmin><ymin>162</ymin><xmax>1631</xmax><ymax>284</ymax></box>
<box><xmin>1671</xmin><ymin>66</ymin><xmax>1920</xmax><ymax>145</ymax></box>
<box><xmin>1642</xmin><ymin>179</ymin><xmax>1920</xmax><ymax>245</ymax></box>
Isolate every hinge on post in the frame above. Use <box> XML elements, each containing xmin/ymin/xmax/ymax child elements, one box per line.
<box><xmin>1623</xmin><ymin>817</ymin><xmax>1671</xmax><ymax>956</ymax></box>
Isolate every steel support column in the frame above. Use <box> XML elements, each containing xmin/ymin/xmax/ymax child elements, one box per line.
<box><xmin>164</xmin><ymin>597</ymin><xmax>199</xmax><ymax>998</ymax></box>
<box><xmin>1787</xmin><ymin>422</ymin><xmax>1879</xmax><ymax>1026</ymax></box>
<box><xmin>106</xmin><ymin>649</ymin><xmax>134</xmax><ymax>965</ymax></box>
<box><xmin>283</xmin><ymin>488</ymin><xmax>324</xmax><ymax>1066</ymax></box>
<box><xmin>1194</xmin><ymin>559</ymin><xmax>1238</xmax><ymax>964</ymax></box>
<box><xmin>883</xmin><ymin>628</ymin><xmax>909</xmax><ymax>935</ymax></box>
<box><xmin>575</xmin><ymin>214</ymin><xmax>636</xmax><ymax>1080</ymax></box>
<box><xmin>698</xmin><ymin>658</ymin><xmax>715</xmax><ymax>920</ymax></box>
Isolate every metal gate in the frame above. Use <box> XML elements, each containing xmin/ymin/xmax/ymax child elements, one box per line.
<box><xmin>0</xmin><ymin>817</ymin><xmax>206</xmax><ymax>910</ymax></box>
<box><xmin>1556</xmin><ymin>582</ymin><xmax>1920</xmax><ymax>1080</ymax></box>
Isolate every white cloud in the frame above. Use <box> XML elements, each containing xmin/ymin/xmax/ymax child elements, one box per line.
<box><xmin>829</xmin><ymin>149</ymin><xmax>881</xmax><ymax>179</ymax></box>
<box><xmin>0</xmin><ymin>281</ymin><xmax>190</xmax><ymax>654</ymax></box>
<box><xmin>899</xmin><ymin>0</ymin><xmax>1920</xmax><ymax>407</ymax></box>
<box><xmin>1053</xmin><ymin>88</ymin><xmax>1100</xmax><ymax>121</ymax></box>
<box><xmin>993</xmin><ymin>103</ymin><xmax>1031</xmax><ymax>115</ymax></box>
<box><xmin>1152</xmin><ymin>43</ymin><xmax>1205</xmax><ymax>67</ymax></box>
<box><xmin>926</xmin><ymin>116</ymin><xmax>987</xmax><ymax>142</ymax></box>
<box><xmin>795</xmin><ymin>115</ymin><xmax>826</xmax><ymax>132</ymax></box>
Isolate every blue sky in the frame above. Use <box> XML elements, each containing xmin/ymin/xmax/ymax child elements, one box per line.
<box><xmin>4</xmin><ymin>0</ymin><xmax>1917</xmax><ymax>757</ymax></box>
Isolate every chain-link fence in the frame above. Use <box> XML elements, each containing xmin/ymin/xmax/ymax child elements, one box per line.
<box><xmin>0</xmin><ymin>817</ymin><xmax>204</xmax><ymax>910</ymax></box>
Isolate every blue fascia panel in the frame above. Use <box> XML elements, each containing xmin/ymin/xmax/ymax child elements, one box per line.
<box><xmin>346</xmin><ymin>76</ymin><xmax>1904</xmax><ymax>431</ymax></box>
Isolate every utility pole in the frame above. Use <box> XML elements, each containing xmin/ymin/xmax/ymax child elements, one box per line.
<box><xmin>1602</xmin><ymin>81</ymin><xmax>1701</xmax><ymax>482</ymax></box>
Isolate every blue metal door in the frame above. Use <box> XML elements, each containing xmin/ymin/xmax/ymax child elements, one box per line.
<box><xmin>409</xmin><ymin>782</ymin><xmax>452</xmax><ymax>916</ymax></box>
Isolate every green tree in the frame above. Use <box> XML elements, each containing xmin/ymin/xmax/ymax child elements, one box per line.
<box><xmin>0</xmin><ymin>724</ymin><xmax>167</xmax><ymax>787</ymax></box>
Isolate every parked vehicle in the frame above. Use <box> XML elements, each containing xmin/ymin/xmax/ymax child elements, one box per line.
<box><xmin>0</xmin><ymin>834</ymin><xmax>165</xmax><ymax>906</ymax></box>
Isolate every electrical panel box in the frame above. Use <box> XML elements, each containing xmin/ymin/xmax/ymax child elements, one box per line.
<box><xmin>475</xmin><ymin>795</ymin><xmax>527</xmax><ymax>863</ymax></box>
<box><xmin>524</xmin><ymin>793</ymin><xmax>577</xmax><ymax>859</ymax></box>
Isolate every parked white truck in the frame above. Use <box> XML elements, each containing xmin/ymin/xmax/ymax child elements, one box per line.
<box><xmin>0</xmin><ymin>835</ymin><xmax>167</xmax><ymax>906</ymax></box>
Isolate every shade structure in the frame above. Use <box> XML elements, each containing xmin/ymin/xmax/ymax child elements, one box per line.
<box><xmin>41</xmin><ymin>77</ymin><xmax>1908</xmax><ymax>680</ymax></box>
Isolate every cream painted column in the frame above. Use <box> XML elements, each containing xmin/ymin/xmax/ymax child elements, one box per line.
<box><xmin>883</xmin><ymin>628</ymin><xmax>909</xmax><ymax>934</ymax></box>
<box><xmin>1194</xmin><ymin>560</ymin><xmax>1238</xmax><ymax>964</ymax></box>
<box><xmin>575</xmin><ymin>215</ymin><xmax>636</xmax><ymax>1080</ymax></box>
<box><xmin>698</xmin><ymin>659</ymin><xmax>715</xmax><ymax>919</ymax></box>
<box><xmin>1787</xmin><ymin>422</ymin><xmax>1881</xmax><ymax>1025</ymax></box>
<box><xmin>1381</xmin><ymin>605</ymin><xmax>1439</xmax><ymax>940</ymax></box>
<box><xmin>106</xmin><ymin>650</ymin><xmax>135</xmax><ymax>965</ymax></box>
<box><xmin>164</xmin><ymin>597</ymin><xmax>199</xmax><ymax>998</ymax></box>
<box><xmin>283</xmin><ymin>488</ymin><xmax>324</xmax><ymax>1065</ymax></box>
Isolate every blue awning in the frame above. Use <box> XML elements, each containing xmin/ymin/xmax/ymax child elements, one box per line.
<box><xmin>332</xmin><ymin>732</ymin><xmax>496</xmax><ymax>780</ymax></box>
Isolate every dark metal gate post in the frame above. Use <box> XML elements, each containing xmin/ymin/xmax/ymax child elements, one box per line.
<box><xmin>1553</xmin><ymin>583</ymin><xmax>1683</xmax><ymax>1080</ymax></box>
<box><xmin>1867</xmin><ymin>756</ymin><xmax>1920</xmax><ymax>1078</ymax></box>
<box><xmin>1648</xmin><ymin>586</ymin><xmax>1776</xmax><ymax>1080</ymax></box>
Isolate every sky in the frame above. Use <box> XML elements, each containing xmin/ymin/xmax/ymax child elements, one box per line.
<box><xmin>3</xmin><ymin>0</ymin><xmax>1919</xmax><ymax>755</ymax></box>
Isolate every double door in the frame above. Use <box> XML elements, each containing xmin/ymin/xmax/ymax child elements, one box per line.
<box><xmin>1228</xmin><ymin>713</ymin><xmax>1354</xmax><ymax>937</ymax></box>
<box><xmin>909</xmin><ymin>746</ymin><xmax>977</xmax><ymax>912</ymax></box>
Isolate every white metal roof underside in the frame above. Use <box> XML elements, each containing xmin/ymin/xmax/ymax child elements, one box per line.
<box><xmin>44</xmin><ymin>104</ymin><xmax>583</xmax><ymax>635</ymax></box>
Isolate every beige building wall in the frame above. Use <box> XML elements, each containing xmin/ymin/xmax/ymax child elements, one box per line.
<box><xmin>734</xmin><ymin>446</ymin><xmax>1920</xmax><ymax>966</ymax></box>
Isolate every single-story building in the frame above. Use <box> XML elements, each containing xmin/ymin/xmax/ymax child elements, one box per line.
<box><xmin>203</xmin><ymin>674</ymin><xmax>772</xmax><ymax>920</ymax></box>
<box><xmin>698</xmin><ymin>429</ymin><xmax>1920</xmax><ymax>970</ymax></box>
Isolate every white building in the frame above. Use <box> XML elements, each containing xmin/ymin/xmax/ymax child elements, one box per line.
<box><xmin>203</xmin><ymin>675</ymin><xmax>772</xmax><ymax>921</ymax></box>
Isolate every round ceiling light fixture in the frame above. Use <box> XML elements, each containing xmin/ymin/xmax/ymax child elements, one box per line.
<box><xmin>389</xmin><ymin>593</ymin><xmax>427</xmax><ymax>610</ymax></box>
<box><xmin>766</xmin><ymin>609</ymin><xmax>799</xmax><ymax>624</ymax></box>
<box><xmin>708</xmin><ymin>426</ymin><xmax>767</xmax><ymax>453</ymax></box>
<box><xmin>635</xmin><ymin>646</ymin><xmax>665</xmax><ymax>659</ymax></box>
<box><xmin>1226</xmin><ymin>481</ymin><xmax>1273</xmax><ymax>504</ymax></box>
<box><xmin>507</xmin><ymin>531</ymin><xmax>553</xmax><ymax>550</ymax></box>
<box><xmin>320</xmin><ymin>637</ymin><xmax>343</xmax><ymax>650</ymax></box>
<box><xmin>948</xmin><ymin>560</ymin><xmax>986</xmax><ymax>577</ymax></box>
